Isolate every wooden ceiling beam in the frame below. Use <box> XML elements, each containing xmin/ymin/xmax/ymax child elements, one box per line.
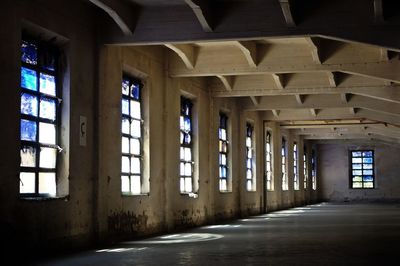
<box><xmin>170</xmin><ymin>52</ymin><xmax>400</xmax><ymax>83</ymax></box>
<box><xmin>216</xmin><ymin>75</ymin><xmax>235</xmax><ymax>91</ymax></box>
<box><xmin>327</xmin><ymin>72</ymin><xmax>337</xmax><ymax>87</ymax></box>
<box><xmin>374</xmin><ymin>0</ymin><xmax>384</xmax><ymax>24</ymax></box>
<box><xmin>305</xmin><ymin>37</ymin><xmax>321</xmax><ymax>64</ymax></box>
<box><xmin>295</xmin><ymin>94</ymin><xmax>305</xmax><ymax>105</ymax></box>
<box><xmin>263</xmin><ymin>108</ymin><xmax>400</xmax><ymax>126</ymax></box>
<box><xmin>242</xmin><ymin>94</ymin><xmax>400</xmax><ymax>117</ymax></box>
<box><xmin>279</xmin><ymin>0</ymin><xmax>295</xmax><ymax>27</ymax></box>
<box><xmin>185</xmin><ymin>0</ymin><xmax>213</xmax><ymax>32</ymax></box>
<box><xmin>310</xmin><ymin>108</ymin><xmax>318</xmax><ymax>117</ymax></box>
<box><xmin>293</xmin><ymin>126</ymin><xmax>400</xmax><ymax>140</ymax></box>
<box><xmin>250</xmin><ymin>96</ymin><xmax>260</xmax><ymax>106</ymax></box>
<box><xmin>88</xmin><ymin>0</ymin><xmax>135</xmax><ymax>35</ymax></box>
<box><xmin>212</xmin><ymin>83</ymin><xmax>400</xmax><ymax>104</ymax></box>
<box><xmin>165</xmin><ymin>43</ymin><xmax>197</xmax><ymax>69</ymax></box>
<box><xmin>234</xmin><ymin>41</ymin><xmax>257</xmax><ymax>68</ymax></box>
<box><xmin>272</xmin><ymin>109</ymin><xmax>280</xmax><ymax>118</ymax></box>
<box><xmin>272</xmin><ymin>74</ymin><xmax>285</xmax><ymax>90</ymax></box>
<box><xmin>340</xmin><ymin>93</ymin><xmax>349</xmax><ymax>103</ymax></box>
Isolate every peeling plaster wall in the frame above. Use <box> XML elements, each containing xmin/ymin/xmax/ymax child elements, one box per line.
<box><xmin>0</xmin><ymin>0</ymin><xmax>319</xmax><ymax>255</ymax></box>
<box><xmin>318</xmin><ymin>141</ymin><xmax>400</xmax><ymax>202</ymax></box>
<box><xmin>0</xmin><ymin>0</ymin><xmax>97</xmax><ymax>254</ymax></box>
<box><xmin>264</xmin><ymin>122</ymin><xmax>318</xmax><ymax>212</ymax></box>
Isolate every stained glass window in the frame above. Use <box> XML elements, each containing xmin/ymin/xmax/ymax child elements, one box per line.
<box><xmin>180</xmin><ymin>97</ymin><xmax>194</xmax><ymax>193</ymax></box>
<box><xmin>219</xmin><ymin>113</ymin><xmax>229</xmax><ymax>191</ymax></box>
<box><xmin>303</xmin><ymin>145</ymin><xmax>308</xmax><ymax>190</ymax></box>
<box><xmin>265</xmin><ymin>131</ymin><xmax>273</xmax><ymax>191</ymax></box>
<box><xmin>350</xmin><ymin>150</ymin><xmax>374</xmax><ymax>189</ymax></box>
<box><xmin>246</xmin><ymin>123</ymin><xmax>254</xmax><ymax>191</ymax></box>
<box><xmin>20</xmin><ymin>37</ymin><xmax>60</xmax><ymax>197</ymax></box>
<box><xmin>282</xmin><ymin>137</ymin><xmax>288</xmax><ymax>191</ymax></box>
<box><xmin>121</xmin><ymin>75</ymin><xmax>143</xmax><ymax>195</ymax></box>
<box><xmin>293</xmin><ymin>142</ymin><xmax>299</xmax><ymax>190</ymax></box>
<box><xmin>311</xmin><ymin>149</ymin><xmax>317</xmax><ymax>190</ymax></box>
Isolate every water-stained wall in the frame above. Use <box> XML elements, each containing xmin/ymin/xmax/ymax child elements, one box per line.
<box><xmin>318</xmin><ymin>141</ymin><xmax>400</xmax><ymax>202</ymax></box>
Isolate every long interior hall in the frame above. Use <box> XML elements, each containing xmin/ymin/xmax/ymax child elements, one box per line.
<box><xmin>2</xmin><ymin>0</ymin><xmax>400</xmax><ymax>265</ymax></box>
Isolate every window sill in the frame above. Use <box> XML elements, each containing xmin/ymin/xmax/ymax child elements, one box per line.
<box><xmin>219</xmin><ymin>190</ymin><xmax>232</xmax><ymax>194</ymax></box>
<box><xmin>180</xmin><ymin>192</ymin><xmax>198</xmax><ymax>198</ymax></box>
<box><xmin>122</xmin><ymin>193</ymin><xmax>150</xmax><ymax>197</ymax></box>
<box><xmin>20</xmin><ymin>195</ymin><xmax>69</xmax><ymax>202</ymax></box>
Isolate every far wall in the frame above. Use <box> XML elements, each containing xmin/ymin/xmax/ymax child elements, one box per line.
<box><xmin>318</xmin><ymin>141</ymin><xmax>400</xmax><ymax>202</ymax></box>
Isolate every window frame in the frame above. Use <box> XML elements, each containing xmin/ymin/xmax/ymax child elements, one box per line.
<box><xmin>218</xmin><ymin>112</ymin><xmax>229</xmax><ymax>192</ymax></box>
<box><xmin>281</xmin><ymin>137</ymin><xmax>288</xmax><ymax>191</ymax></box>
<box><xmin>180</xmin><ymin>96</ymin><xmax>194</xmax><ymax>194</ymax></box>
<box><xmin>293</xmin><ymin>141</ymin><xmax>299</xmax><ymax>191</ymax></box>
<box><xmin>303</xmin><ymin>145</ymin><xmax>308</xmax><ymax>190</ymax></box>
<box><xmin>121</xmin><ymin>74</ymin><xmax>144</xmax><ymax>195</ymax></box>
<box><xmin>349</xmin><ymin>150</ymin><xmax>375</xmax><ymax>189</ymax></box>
<box><xmin>19</xmin><ymin>36</ymin><xmax>61</xmax><ymax>198</ymax></box>
<box><xmin>265</xmin><ymin>131</ymin><xmax>273</xmax><ymax>191</ymax></box>
<box><xmin>311</xmin><ymin>149</ymin><xmax>317</xmax><ymax>190</ymax></box>
<box><xmin>245</xmin><ymin>122</ymin><xmax>255</xmax><ymax>191</ymax></box>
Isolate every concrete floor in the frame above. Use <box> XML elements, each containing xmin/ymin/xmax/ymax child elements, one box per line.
<box><xmin>31</xmin><ymin>202</ymin><xmax>400</xmax><ymax>265</ymax></box>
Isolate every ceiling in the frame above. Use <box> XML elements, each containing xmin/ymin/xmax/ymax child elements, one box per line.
<box><xmin>89</xmin><ymin>0</ymin><xmax>400</xmax><ymax>144</ymax></box>
<box><xmin>165</xmin><ymin>36</ymin><xmax>400</xmax><ymax>144</ymax></box>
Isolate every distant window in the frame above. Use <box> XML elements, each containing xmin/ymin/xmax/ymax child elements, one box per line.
<box><xmin>293</xmin><ymin>142</ymin><xmax>299</xmax><ymax>190</ymax></box>
<box><xmin>350</xmin><ymin>150</ymin><xmax>374</xmax><ymax>189</ymax></box>
<box><xmin>246</xmin><ymin>123</ymin><xmax>255</xmax><ymax>191</ymax></box>
<box><xmin>265</xmin><ymin>131</ymin><xmax>273</xmax><ymax>191</ymax></box>
<box><xmin>180</xmin><ymin>97</ymin><xmax>194</xmax><ymax>193</ymax></box>
<box><xmin>282</xmin><ymin>137</ymin><xmax>288</xmax><ymax>191</ymax></box>
<box><xmin>303</xmin><ymin>146</ymin><xmax>308</xmax><ymax>190</ymax></box>
<box><xmin>219</xmin><ymin>113</ymin><xmax>229</xmax><ymax>191</ymax></box>
<box><xmin>121</xmin><ymin>76</ymin><xmax>143</xmax><ymax>195</ymax></box>
<box><xmin>311</xmin><ymin>149</ymin><xmax>316</xmax><ymax>190</ymax></box>
<box><xmin>20</xmin><ymin>37</ymin><xmax>60</xmax><ymax>197</ymax></box>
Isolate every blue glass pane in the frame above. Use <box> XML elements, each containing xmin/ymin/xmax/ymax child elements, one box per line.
<box><xmin>131</xmin><ymin>83</ymin><xmax>140</xmax><ymax>100</ymax></box>
<box><xmin>21</xmin><ymin>67</ymin><xmax>37</xmax><ymax>91</ymax></box>
<box><xmin>362</xmin><ymin>151</ymin><xmax>373</xmax><ymax>157</ymax></box>
<box><xmin>40</xmin><ymin>50</ymin><xmax>56</xmax><ymax>71</ymax></box>
<box><xmin>363</xmin><ymin>176</ymin><xmax>374</xmax><ymax>182</ymax></box>
<box><xmin>21</xmin><ymin>41</ymin><xmax>37</xmax><ymax>65</ymax></box>
<box><xmin>21</xmin><ymin>119</ymin><xmax>37</xmax><ymax>141</ymax></box>
<box><xmin>247</xmin><ymin>125</ymin><xmax>252</xmax><ymax>137</ymax></box>
<box><xmin>184</xmin><ymin>133</ymin><xmax>191</xmax><ymax>145</ymax></box>
<box><xmin>352</xmin><ymin>164</ymin><xmax>362</xmax><ymax>169</ymax></box>
<box><xmin>121</xmin><ymin>118</ymin><xmax>130</xmax><ymax>134</ymax></box>
<box><xmin>363</xmin><ymin>164</ymin><xmax>373</xmax><ymax>169</ymax></box>
<box><xmin>21</xmin><ymin>93</ymin><xmax>38</xmax><ymax>116</ymax></box>
<box><xmin>122</xmin><ymin>99</ymin><xmax>129</xmax><ymax>115</ymax></box>
<box><xmin>352</xmin><ymin>151</ymin><xmax>362</xmax><ymax>157</ymax></box>
<box><xmin>184</xmin><ymin>117</ymin><xmax>191</xmax><ymax>132</ymax></box>
<box><xmin>363</xmin><ymin>170</ymin><xmax>373</xmax><ymax>175</ymax></box>
<box><xmin>247</xmin><ymin>159</ymin><xmax>252</xmax><ymax>168</ymax></box>
<box><xmin>220</xmin><ymin>114</ymin><xmax>226</xmax><ymax>128</ymax></box>
<box><xmin>352</xmin><ymin>170</ymin><xmax>362</xmax><ymax>175</ymax></box>
<box><xmin>40</xmin><ymin>97</ymin><xmax>56</xmax><ymax>120</ymax></box>
<box><xmin>363</xmin><ymin>158</ymin><xmax>373</xmax><ymax>163</ymax></box>
<box><xmin>184</xmin><ymin>103</ymin><xmax>190</xmax><ymax>116</ymax></box>
<box><xmin>221</xmin><ymin>166</ymin><xmax>226</xmax><ymax>178</ymax></box>
<box><xmin>39</xmin><ymin>73</ymin><xmax>56</xmax><ymax>96</ymax></box>
<box><xmin>122</xmin><ymin>79</ymin><xmax>130</xmax><ymax>95</ymax></box>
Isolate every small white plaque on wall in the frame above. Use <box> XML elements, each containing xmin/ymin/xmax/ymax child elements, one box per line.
<box><xmin>79</xmin><ymin>116</ymin><xmax>87</xmax><ymax>147</ymax></box>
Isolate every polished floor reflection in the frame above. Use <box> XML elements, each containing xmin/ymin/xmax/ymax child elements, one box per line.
<box><xmin>34</xmin><ymin>202</ymin><xmax>400</xmax><ymax>265</ymax></box>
